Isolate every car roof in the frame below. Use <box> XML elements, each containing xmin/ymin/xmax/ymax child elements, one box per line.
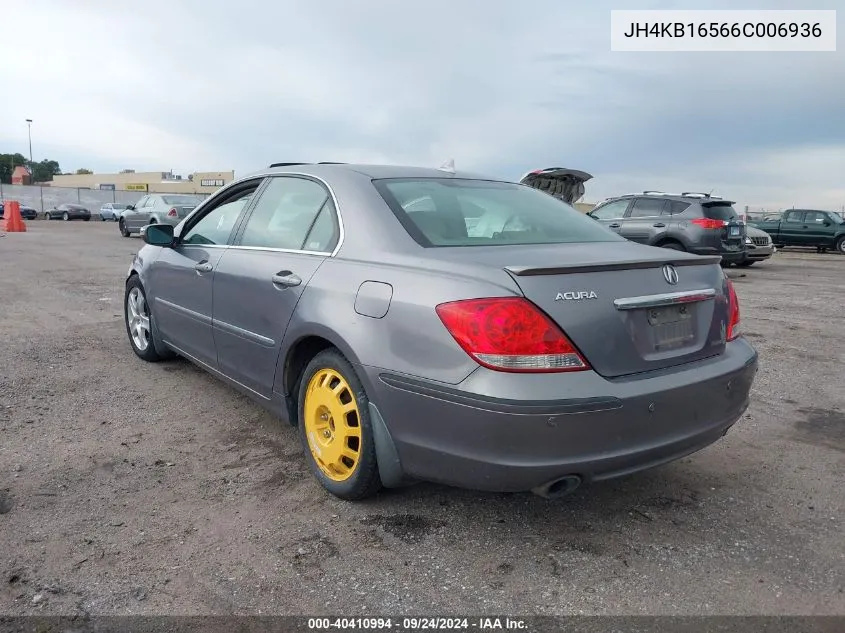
<box><xmin>243</xmin><ymin>162</ymin><xmax>500</xmax><ymax>182</ymax></box>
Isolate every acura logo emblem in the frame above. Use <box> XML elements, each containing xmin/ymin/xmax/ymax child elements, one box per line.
<box><xmin>662</xmin><ymin>264</ymin><xmax>679</xmax><ymax>285</ymax></box>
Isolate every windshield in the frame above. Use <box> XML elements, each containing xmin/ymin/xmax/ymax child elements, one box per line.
<box><xmin>373</xmin><ymin>178</ymin><xmax>624</xmax><ymax>247</ymax></box>
<box><xmin>163</xmin><ymin>195</ymin><xmax>201</xmax><ymax>205</ymax></box>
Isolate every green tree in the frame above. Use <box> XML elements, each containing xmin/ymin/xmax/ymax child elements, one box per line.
<box><xmin>31</xmin><ymin>159</ymin><xmax>62</xmax><ymax>183</ymax></box>
<box><xmin>0</xmin><ymin>152</ymin><xmax>28</xmax><ymax>184</ymax></box>
<box><xmin>75</xmin><ymin>168</ymin><xmax>93</xmax><ymax>175</ymax></box>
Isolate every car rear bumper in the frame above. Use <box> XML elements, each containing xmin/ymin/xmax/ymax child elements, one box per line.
<box><xmin>689</xmin><ymin>246</ymin><xmax>746</xmax><ymax>263</ymax></box>
<box><xmin>360</xmin><ymin>339</ymin><xmax>758</xmax><ymax>492</ymax></box>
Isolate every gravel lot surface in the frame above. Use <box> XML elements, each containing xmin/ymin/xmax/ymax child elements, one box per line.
<box><xmin>0</xmin><ymin>222</ymin><xmax>843</xmax><ymax>616</ymax></box>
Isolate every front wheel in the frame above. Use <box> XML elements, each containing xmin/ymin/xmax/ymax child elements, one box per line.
<box><xmin>100</xmin><ymin>215</ymin><xmax>107</xmax><ymax>221</ymax></box>
<box><xmin>297</xmin><ymin>349</ymin><xmax>382</xmax><ymax>500</ymax></box>
<box><xmin>124</xmin><ymin>277</ymin><xmax>165</xmax><ymax>362</ymax></box>
<box><xmin>736</xmin><ymin>261</ymin><xmax>755</xmax><ymax>268</ymax></box>
<box><xmin>836</xmin><ymin>236</ymin><xmax>845</xmax><ymax>254</ymax></box>
<box><xmin>119</xmin><ymin>218</ymin><xmax>130</xmax><ymax>238</ymax></box>
<box><xmin>83</xmin><ymin>217</ymin><xmax>90</xmax><ymax>222</ymax></box>
<box><xmin>44</xmin><ymin>213</ymin><xmax>51</xmax><ymax>220</ymax></box>
<box><xmin>62</xmin><ymin>212</ymin><xmax>69</xmax><ymax>221</ymax></box>
<box><xmin>659</xmin><ymin>242</ymin><xmax>685</xmax><ymax>251</ymax></box>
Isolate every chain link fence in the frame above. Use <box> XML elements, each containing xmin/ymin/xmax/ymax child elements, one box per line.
<box><xmin>0</xmin><ymin>183</ymin><xmax>211</xmax><ymax>215</ymax></box>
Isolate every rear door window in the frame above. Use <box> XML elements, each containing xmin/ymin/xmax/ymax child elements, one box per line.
<box><xmin>237</xmin><ymin>176</ymin><xmax>339</xmax><ymax>252</ymax></box>
<box><xmin>784</xmin><ymin>210</ymin><xmax>804</xmax><ymax>223</ymax></box>
<box><xmin>628</xmin><ymin>198</ymin><xmax>667</xmax><ymax>218</ymax></box>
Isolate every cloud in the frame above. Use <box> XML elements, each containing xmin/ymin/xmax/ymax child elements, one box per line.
<box><xmin>0</xmin><ymin>0</ymin><xmax>842</xmax><ymax>209</ymax></box>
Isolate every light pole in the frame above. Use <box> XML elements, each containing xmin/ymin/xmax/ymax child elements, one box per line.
<box><xmin>25</xmin><ymin>119</ymin><xmax>33</xmax><ymax>167</ymax></box>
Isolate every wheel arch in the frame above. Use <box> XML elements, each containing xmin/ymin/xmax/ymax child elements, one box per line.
<box><xmin>276</xmin><ymin>325</ymin><xmax>366</xmax><ymax>425</ymax></box>
<box><xmin>652</xmin><ymin>235</ymin><xmax>688</xmax><ymax>249</ymax></box>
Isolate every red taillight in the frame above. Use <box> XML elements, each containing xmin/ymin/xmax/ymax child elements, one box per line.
<box><xmin>435</xmin><ymin>297</ymin><xmax>589</xmax><ymax>373</ymax></box>
<box><xmin>725</xmin><ymin>277</ymin><xmax>741</xmax><ymax>341</ymax></box>
<box><xmin>168</xmin><ymin>207</ymin><xmax>178</xmax><ymax>217</ymax></box>
<box><xmin>691</xmin><ymin>218</ymin><xmax>727</xmax><ymax>230</ymax></box>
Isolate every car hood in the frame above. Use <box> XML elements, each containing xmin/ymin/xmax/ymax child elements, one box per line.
<box><xmin>519</xmin><ymin>167</ymin><xmax>593</xmax><ymax>205</ymax></box>
<box><xmin>745</xmin><ymin>225</ymin><xmax>771</xmax><ymax>238</ymax></box>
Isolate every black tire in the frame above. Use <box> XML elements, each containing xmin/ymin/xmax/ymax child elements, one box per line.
<box><xmin>100</xmin><ymin>216</ymin><xmax>107</xmax><ymax>221</ymax></box>
<box><xmin>83</xmin><ymin>217</ymin><xmax>90</xmax><ymax>222</ymax></box>
<box><xmin>44</xmin><ymin>213</ymin><xmax>51</xmax><ymax>221</ymax></box>
<box><xmin>124</xmin><ymin>276</ymin><xmax>166</xmax><ymax>362</ymax></box>
<box><xmin>62</xmin><ymin>212</ymin><xmax>69</xmax><ymax>221</ymax></box>
<box><xmin>736</xmin><ymin>261</ymin><xmax>755</xmax><ymax>268</ymax></box>
<box><xmin>119</xmin><ymin>218</ymin><xmax>130</xmax><ymax>238</ymax></box>
<box><xmin>297</xmin><ymin>348</ymin><xmax>382</xmax><ymax>501</ymax></box>
<box><xmin>659</xmin><ymin>241</ymin><xmax>685</xmax><ymax>251</ymax></box>
<box><xmin>836</xmin><ymin>236</ymin><xmax>845</xmax><ymax>254</ymax></box>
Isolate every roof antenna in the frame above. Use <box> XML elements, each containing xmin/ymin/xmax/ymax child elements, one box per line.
<box><xmin>438</xmin><ymin>158</ymin><xmax>456</xmax><ymax>174</ymax></box>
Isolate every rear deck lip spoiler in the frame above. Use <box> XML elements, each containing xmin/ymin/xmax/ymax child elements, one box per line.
<box><xmin>613</xmin><ymin>288</ymin><xmax>717</xmax><ymax>311</ymax></box>
<box><xmin>505</xmin><ymin>256</ymin><xmax>722</xmax><ymax>276</ymax></box>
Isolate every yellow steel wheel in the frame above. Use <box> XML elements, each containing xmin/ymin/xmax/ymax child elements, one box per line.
<box><xmin>302</xmin><ymin>368</ymin><xmax>362</xmax><ymax>482</ymax></box>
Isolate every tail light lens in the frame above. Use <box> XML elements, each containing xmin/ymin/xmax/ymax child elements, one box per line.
<box><xmin>692</xmin><ymin>218</ymin><xmax>727</xmax><ymax>230</ymax></box>
<box><xmin>725</xmin><ymin>277</ymin><xmax>741</xmax><ymax>340</ymax></box>
<box><xmin>435</xmin><ymin>297</ymin><xmax>589</xmax><ymax>373</ymax></box>
<box><xmin>168</xmin><ymin>207</ymin><xmax>178</xmax><ymax>217</ymax></box>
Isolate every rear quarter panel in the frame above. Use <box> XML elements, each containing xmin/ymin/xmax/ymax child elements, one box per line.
<box><xmin>277</xmin><ymin>255</ymin><xmax>524</xmax><ymax>390</ymax></box>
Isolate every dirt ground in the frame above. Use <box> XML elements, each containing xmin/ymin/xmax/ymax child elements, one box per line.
<box><xmin>0</xmin><ymin>221</ymin><xmax>843</xmax><ymax>616</ymax></box>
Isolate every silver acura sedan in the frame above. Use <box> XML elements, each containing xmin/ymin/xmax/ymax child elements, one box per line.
<box><xmin>124</xmin><ymin>163</ymin><xmax>758</xmax><ymax>500</ymax></box>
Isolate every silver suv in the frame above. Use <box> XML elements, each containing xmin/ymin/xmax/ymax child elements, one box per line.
<box><xmin>119</xmin><ymin>193</ymin><xmax>203</xmax><ymax>237</ymax></box>
<box><xmin>588</xmin><ymin>192</ymin><xmax>747</xmax><ymax>265</ymax></box>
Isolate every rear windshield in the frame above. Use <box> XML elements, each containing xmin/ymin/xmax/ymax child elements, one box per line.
<box><xmin>702</xmin><ymin>203</ymin><xmax>740</xmax><ymax>221</ymax></box>
<box><xmin>112</xmin><ymin>204</ymin><xmax>128</xmax><ymax>209</ymax></box>
<box><xmin>373</xmin><ymin>178</ymin><xmax>624</xmax><ymax>247</ymax></box>
<box><xmin>162</xmin><ymin>195</ymin><xmax>201</xmax><ymax>205</ymax></box>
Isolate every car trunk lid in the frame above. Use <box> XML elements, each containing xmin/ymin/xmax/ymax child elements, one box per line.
<box><xmin>437</xmin><ymin>242</ymin><xmax>731</xmax><ymax>378</ymax></box>
<box><xmin>701</xmin><ymin>200</ymin><xmax>746</xmax><ymax>246</ymax></box>
<box><xmin>519</xmin><ymin>168</ymin><xmax>593</xmax><ymax>205</ymax></box>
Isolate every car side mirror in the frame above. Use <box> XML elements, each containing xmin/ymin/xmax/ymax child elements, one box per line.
<box><xmin>142</xmin><ymin>223</ymin><xmax>175</xmax><ymax>246</ymax></box>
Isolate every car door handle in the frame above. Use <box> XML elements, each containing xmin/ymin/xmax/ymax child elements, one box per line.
<box><xmin>653</xmin><ymin>223</ymin><xmax>666</xmax><ymax>228</ymax></box>
<box><xmin>194</xmin><ymin>261</ymin><xmax>213</xmax><ymax>273</ymax></box>
<box><xmin>609</xmin><ymin>223</ymin><xmax>621</xmax><ymax>228</ymax></box>
<box><xmin>271</xmin><ymin>271</ymin><xmax>302</xmax><ymax>287</ymax></box>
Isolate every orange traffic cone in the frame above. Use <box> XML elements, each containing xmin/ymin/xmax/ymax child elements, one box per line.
<box><xmin>0</xmin><ymin>200</ymin><xmax>27</xmax><ymax>232</ymax></box>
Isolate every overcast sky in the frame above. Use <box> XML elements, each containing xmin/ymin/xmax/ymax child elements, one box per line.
<box><xmin>1</xmin><ymin>0</ymin><xmax>842</xmax><ymax>210</ymax></box>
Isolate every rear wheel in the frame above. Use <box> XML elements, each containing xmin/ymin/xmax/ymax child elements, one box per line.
<box><xmin>658</xmin><ymin>241</ymin><xmax>685</xmax><ymax>251</ymax></box>
<box><xmin>736</xmin><ymin>261</ymin><xmax>755</xmax><ymax>268</ymax></box>
<box><xmin>83</xmin><ymin>217</ymin><xmax>90</xmax><ymax>222</ymax></box>
<box><xmin>119</xmin><ymin>218</ymin><xmax>130</xmax><ymax>237</ymax></box>
<box><xmin>297</xmin><ymin>349</ymin><xmax>381</xmax><ymax>500</ymax></box>
<box><xmin>62</xmin><ymin>212</ymin><xmax>69</xmax><ymax>221</ymax></box>
<box><xmin>44</xmin><ymin>213</ymin><xmax>51</xmax><ymax>220</ymax></box>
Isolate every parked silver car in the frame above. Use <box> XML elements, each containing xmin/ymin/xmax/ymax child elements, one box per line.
<box><xmin>119</xmin><ymin>194</ymin><xmax>203</xmax><ymax>237</ymax></box>
<box><xmin>99</xmin><ymin>203</ymin><xmax>129</xmax><ymax>221</ymax></box>
<box><xmin>124</xmin><ymin>163</ymin><xmax>758</xmax><ymax>500</ymax></box>
<box><xmin>737</xmin><ymin>225</ymin><xmax>775</xmax><ymax>267</ymax></box>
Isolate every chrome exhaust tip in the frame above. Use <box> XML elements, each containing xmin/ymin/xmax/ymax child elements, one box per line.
<box><xmin>531</xmin><ymin>475</ymin><xmax>582</xmax><ymax>499</ymax></box>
